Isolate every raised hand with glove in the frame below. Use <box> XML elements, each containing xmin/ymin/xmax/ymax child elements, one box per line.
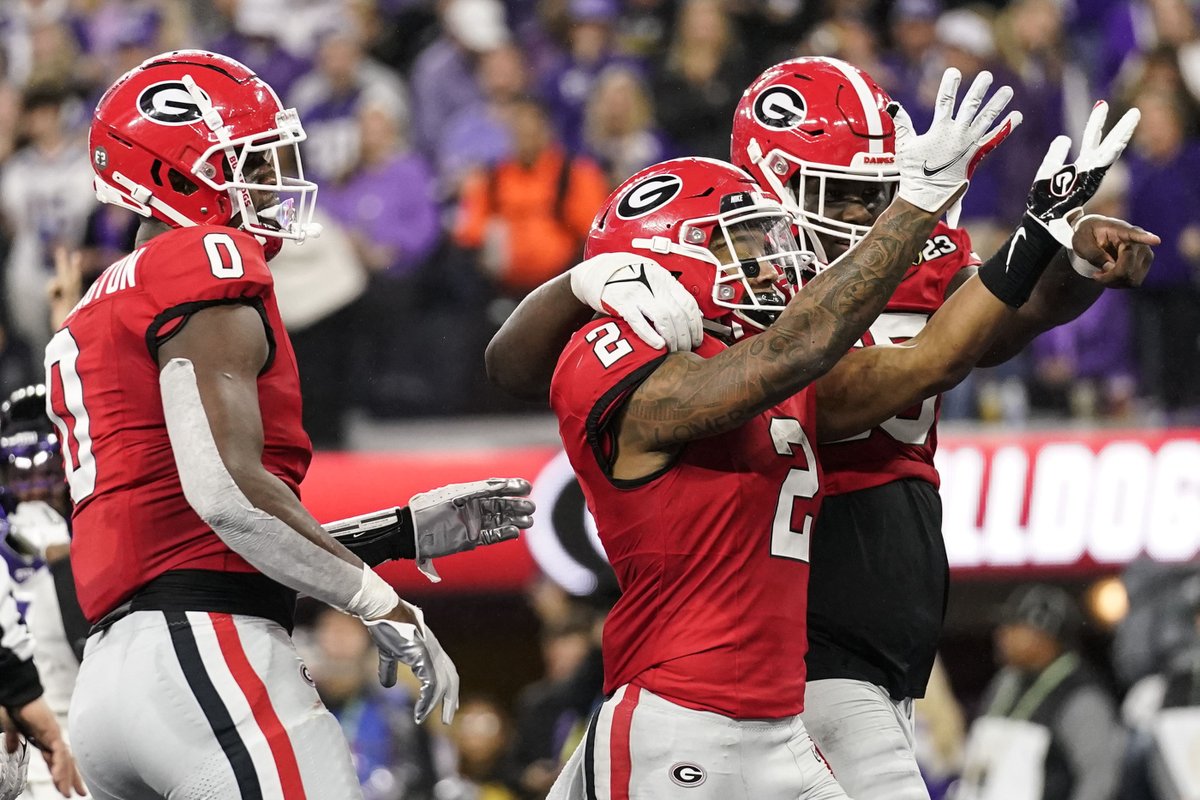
<box><xmin>889</xmin><ymin>68</ymin><xmax>1022</xmax><ymax>220</ymax></box>
<box><xmin>976</xmin><ymin>100</ymin><xmax>1145</xmax><ymax>308</ymax></box>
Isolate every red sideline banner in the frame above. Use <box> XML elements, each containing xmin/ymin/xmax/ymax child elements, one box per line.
<box><xmin>304</xmin><ymin>429</ymin><xmax>1200</xmax><ymax>593</ymax></box>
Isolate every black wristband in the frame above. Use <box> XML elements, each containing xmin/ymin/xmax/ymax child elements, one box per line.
<box><xmin>338</xmin><ymin>507</ymin><xmax>416</xmax><ymax>566</ymax></box>
<box><xmin>0</xmin><ymin>652</ymin><xmax>43</xmax><ymax>709</ymax></box>
<box><xmin>977</xmin><ymin>215</ymin><xmax>1062</xmax><ymax>308</ymax></box>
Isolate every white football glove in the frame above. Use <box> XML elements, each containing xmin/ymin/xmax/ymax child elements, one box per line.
<box><xmin>409</xmin><ymin>477</ymin><xmax>534</xmax><ymax>582</ymax></box>
<box><xmin>1025</xmin><ymin>101</ymin><xmax>1140</xmax><ymax>251</ymax></box>
<box><xmin>6</xmin><ymin>502</ymin><xmax>69</xmax><ymax>561</ymax></box>
<box><xmin>364</xmin><ymin>600</ymin><xmax>460</xmax><ymax>725</ymax></box>
<box><xmin>890</xmin><ymin>68</ymin><xmax>1021</xmax><ymax>218</ymax></box>
<box><xmin>569</xmin><ymin>252</ymin><xmax>703</xmax><ymax>352</ymax></box>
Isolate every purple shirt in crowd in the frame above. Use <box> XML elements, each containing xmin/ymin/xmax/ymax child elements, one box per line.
<box><xmin>1031</xmin><ymin>289</ymin><xmax>1135</xmax><ymax>381</ymax></box>
<box><xmin>411</xmin><ymin>38</ymin><xmax>485</xmax><ymax>159</ymax></box>
<box><xmin>1126</xmin><ymin>143</ymin><xmax>1200</xmax><ymax>290</ymax></box>
<box><xmin>319</xmin><ymin>153</ymin><xmax>442</xmax><ymax>277</ymax></box>
<box><xmin>206</xmin><ymin>33</ymin><xmax>313</xmax><ymax>100</ymax></box>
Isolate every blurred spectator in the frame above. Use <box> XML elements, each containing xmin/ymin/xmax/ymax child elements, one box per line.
<box><xmin>913</xmin><ymin>656</ymin><xmax>966</xmax><ymax>800</ymax></box>
<box><xmin>289</xmin><ymin>20</ymin><xmax>407</xmax><ymax>182</ymax></box>
<box><xmin>439</xmin><ymin>43</ymin><xmax>529</xmax><ymax>196</ymax></box>
<box><xmin>271</xmin><ymin>209</ymin><xmax>367</xmax><ymax>448</ymax></box>
<box><xmin>320</xmin><ymin>93</ymin><xmax>445</xmax><ymax>423</ymax></box>
<box><xmin>79</xmin><ymin>203</ymin><xmax>137</xmax><ymax>281</ymax></box>
<box><xmin>933</xmin><ymin>7</ymin><xmax>1012</xmax><ymax>251</ymax></box>
<box><xmin>652</xmin><ymin>0</ymin><xmax>753</xmax><ymax>160</ymax></box>
<box><xmin>614</xmin><ymin>0</ymin><xmax>676</xmax><ymax>59</ymax></box>
<box><xmin>308</xmin><ymin>608</ymin><xmax>442</xmax><ymax>800</ymax></box>
<box><xmin>581</xmin><ymin>65</ymin><xmax>667</xmax><ymax>186</ymax></box>
<box><xmin>0</xmin><ymin>317</ymin><xmax>36</xmax><ymax>396</ymax></box>
<box><xmin>539</xmin><ymin>0</ymin><xmax>637</xmax><ymax>152</ymax></box>
<box><xmin>322</xmin><ymin>96</ymin><xmax>440</xmax><ymax>279</ymax></box>
<box><xmin>995</xmin><ymin>0</ymin><xmax>1094</xmax><ymax>215</ymax></box>
<box><xmin>799</xmin><ymin>15</ymin><xmax>889</xmax><ymax>87</ymax></box>
<box><xmin>206</xmin><ymin>0</ymin><xmax>313</xmax><ymax>100</ymax></box>
<box><xmin>880</xmin><ymin>0</ymin><xmax>943</xmax><ymax>134</ymax></box>
<box><xmin>1113</xmin><ymin>45</ymin><xmax>1200</xmax><ymax>134</ymax></box>
<box><xmin>1125</xmin><ymin>89</ymin><xmax>1200</xmax><ymax>415</ymax></box>
<box><xmin>505</xmin><ymin>600</ymin><xmax>604</xmax><ymax>799</ymax></box>
<box><xmin>959</xmin><ymin>585</ymin><xmax>1124</xmax><ymax>800</ymax></box>
<box><xmin>410</xmin><ymin>0</ymin><xmax>510</xmax><ymax>160</ymax></box>
<box><xmin>0</xmin><ymin>83</ymin><xmax>92</xmax><ymax>352</ymax></box>
<box><xmin>439</xmin><ymin>697</ymin><xmax>519</xmax><ymax>800</ymax></box>
<box><xmin>453</xmin><ymin>96</ymin><xmax>608</xmax><ymax>298</ymax></box>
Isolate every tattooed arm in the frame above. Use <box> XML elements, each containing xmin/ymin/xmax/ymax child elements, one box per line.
<box><xmin>610</xmin><ymin>199</ymin><xmax>942</xmax><ymax>480</ymax></box>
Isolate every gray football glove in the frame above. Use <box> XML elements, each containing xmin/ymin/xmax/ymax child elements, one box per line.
<box><xmin>0</xmin><ymin>734</ymin><xmax>29</xmax><ymax>800</ymax></box>
<box><xmin>410</xmin><ymin>478</ymin><xmax>534</xmax><ymax>581</ymax></box>
<box><xmin>364</xmin><ymin>601</ymin><xmax>460</xmax><ymax>725</ymax></box>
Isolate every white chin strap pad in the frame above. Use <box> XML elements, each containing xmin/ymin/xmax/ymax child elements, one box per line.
<box><xmin>159</xmin><ymin>358</ymin><xmax>397</xmax><ymax>618</ymax></box>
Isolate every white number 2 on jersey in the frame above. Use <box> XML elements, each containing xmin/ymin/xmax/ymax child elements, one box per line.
<box><xmin>586</xmin><ymin>321</ymin><xmax>633</xmax><ymax>368</ymax></box>
<box><xmin>44</xmin><ymin>328</ymin><xmax>97</xmax><ymax>503</ymax></box>
<box><xmin>769</xmin><ymin>418</ymin><xmax>819</xmax><ymax>562</ymax></box>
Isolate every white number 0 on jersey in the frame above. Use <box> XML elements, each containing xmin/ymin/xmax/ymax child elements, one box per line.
<box><xmin>45</xmin><ymin>328</ymin><xmax>96</xmax><ymax>503</ymax></box>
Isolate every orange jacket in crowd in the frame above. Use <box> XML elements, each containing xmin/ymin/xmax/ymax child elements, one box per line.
<box><xmin>454</xmin><ymin>147</ymin><xmax>610</xmax><ymax>294</ymax></box>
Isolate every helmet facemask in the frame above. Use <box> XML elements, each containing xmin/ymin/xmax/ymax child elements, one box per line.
<box><xmin>634</xmin><ymin>191</ymin><xmax>812</xmax><ymax>337</ymax></box>
<box><xmin>752</xmin><ymin>144</ymin><xmax>898</xmax><ymax>273</ymax></box>
<box><xmin>187</xmin><ymin>97</ymin><xmax>321</xmax><ymax>246</ymax></box>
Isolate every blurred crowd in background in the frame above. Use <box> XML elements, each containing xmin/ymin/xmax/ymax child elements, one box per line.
<box><xmin>1</xmin><ymin>0</ymin><xmax>1199</xmax><ymax>448</ymax></box>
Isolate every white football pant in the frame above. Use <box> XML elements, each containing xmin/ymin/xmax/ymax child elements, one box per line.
<box><xmin>801</xmin><ymin>678</ymin><xmax>930</xmax><ymax>800</ymax></box>
<box><xmin>548</xmin><ymin>684</ymin><xmax>850</xmax><ymax>800</ymax></box>
<box><xmin>69</xmin><ymin>610</ymin><xmax>363</xmax><ymax>799</ymax></box>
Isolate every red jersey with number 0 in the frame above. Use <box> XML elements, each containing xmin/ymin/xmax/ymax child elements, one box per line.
<box><xmin>46</xmin><ymin>225</ymin><xmax>311</xmax><ymax>622</ymax></box>
<box><xmin>820</xmin><ymin>222</ymin><xmax>978</xmax><ymax>495</ymax></box>
<box><xmin>551</xmin><ymin>317</ymin><xmax>823</xmax><ymax>719</ymax></box>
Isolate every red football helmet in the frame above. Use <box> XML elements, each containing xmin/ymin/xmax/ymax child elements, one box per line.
<box><xmin>731</xmin><ymin>56</ymin><xmax>898</xmax><ymax>267</ymax></box>
<box><xmin>587</xmin><ymin>157</ymin><xmax>812</xmax><ymax>339</ymax></box>
<box><xmin>89</xmin><ymin>50</ymin><xmax>320</xmax><ymax>258</ymax></box>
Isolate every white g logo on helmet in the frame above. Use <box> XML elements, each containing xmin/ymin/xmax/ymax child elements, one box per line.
<box><xmin>136</xmin><ymin>81</ymin><xmax>212</xmax><ymax>126</ymax></box>
<box><xmin>753</xmin><ymin>85</ymin><xmax>808</xmax><ymax>130</ymax></box>
<box><xmin>616</xmin><ymin>174</ymin><xmax>683</xmax><ymax>220</ymax></box>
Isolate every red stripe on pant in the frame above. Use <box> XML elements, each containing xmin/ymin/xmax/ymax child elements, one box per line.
<box><xmin>210</xmin><ymin>613</ymin><xmax>307</xmax><ymax>799</ymax></box>
<box><xmin>609</xmin><ymin>685</ymin><xmax>641</xmax><ymax>800</ymax></box>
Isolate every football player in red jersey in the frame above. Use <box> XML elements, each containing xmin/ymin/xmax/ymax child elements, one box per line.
<box><xmin>542</xmin><ymin>68</ymin><xmax>1025</xmax><ymax>799</ymax></box>
<box><xmin>489</xmin><ymin>58</ymin><xmax>1155</xmax><ymax>800</ymax></box>
<box><xmin>47</xmin><ymin>51</ymin><xmax>534</xmax><ymax>799</ymax></box>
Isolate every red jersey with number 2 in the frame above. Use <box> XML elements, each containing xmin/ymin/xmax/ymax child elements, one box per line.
<box><xmin>45</xmin><ymin>225</ymin><xmax>311</xmax><ymax>622</ymax></box>
<box><xmin>551</xmin><ymin>316</ymin><xmax>823</xmax><ymax>719</ymax></box>
<box><xmin>819</xmin><ymin>222</ymin><xmax>978</xmax><ymax>495</ymax></box>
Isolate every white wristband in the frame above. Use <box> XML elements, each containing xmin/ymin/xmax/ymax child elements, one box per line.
<box><xmin>345</xmin><ymin>565</ymin><xmax>400</xmax><ymax>620</ymax></box>
<box><xmin>1069</xmin><ymin>213</ymin><xmax>1106</xmax><ymax>278</ymax></box>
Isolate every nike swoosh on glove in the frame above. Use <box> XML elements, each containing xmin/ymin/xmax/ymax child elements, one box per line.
<box><xmin>569</xmin><ymin>252</ymin><xmax>703</xmax><ymax>352</ymax></box>
<box><xmin>889</xmin><ymin>68</ymin><xmax>1021</xmax><ymax>222</ymax></box>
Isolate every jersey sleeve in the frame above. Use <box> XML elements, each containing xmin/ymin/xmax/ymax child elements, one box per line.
<box><xmin>550</xmin><ymin>317</ymin><xmax>670</xmax><ymax>477</ymax></box>
<box><xmin>138</xmin><ymin>227</ymin><xmax>275</xmax><ymax>363</ymax></box>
